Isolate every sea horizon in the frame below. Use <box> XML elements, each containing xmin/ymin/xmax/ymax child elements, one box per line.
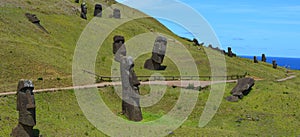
<box><xmin>240</xmin><ymin>55</ymin><xmax>300</xmax><ymax>70</ymax></box>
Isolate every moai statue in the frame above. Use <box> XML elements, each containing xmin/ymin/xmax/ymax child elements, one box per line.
<box><xmin>254</xmin><ymin>56</ymin><xmax>258</xmax><ymax>63</ymax></box>
<box><xmin>113</xmin><ymin>35</ymin><xmax>126</xmax><ymax>62</ymax></box>
<box><xmin>113</xmin><ymin>8</ymin><xmax>121</xmax><ymax>19</ymax></box>
<box><xmin>192</xmin><ymin>38</ymin><xmax>200</xmax><ymax>46</ymax></box>
<box><xmin>144</xmin><ymin>36</ymin><xmax>168</xmax><ymax>70</ymax></box>
<box><xmin>262</xmin><ymin>54</ymin><xmax>267</xmax><ymax>62</ymax></box>
<box><xmin>75</xmin><ymin>0</ymin><xmax>79</xmax><ymax>3</ymax></box>
<box><xmin>94</xmin><ymin>4</ymin><xmax>102</xmax><ymax>17</ymax></box>
<box><xmin>228</xmin><ymin>47</ymin><xmax>233</xmax><ymax>57</ymax></box>
<box><xmin>11</xmin><ymin>80</ymin><xmax>36</xmax><ymax>137</ymax></box>
<box><xmin>25</xmin><ymin>13</ymin><xmax>49</xmax><ymax>33</ymax></box>
<box><xmin>120</xmin><ymin>56</ymin><xmax>143</xmax><ymax>121</ymax></box>
<box><xmin>80</xmin><ymin>2</ymin><xmax>87</xmax><ymax>19</ymax></box>
<box><xmin>272</xmin><ymin>60</ymin><xmax>278</xmax><ymax>69</ymax></box>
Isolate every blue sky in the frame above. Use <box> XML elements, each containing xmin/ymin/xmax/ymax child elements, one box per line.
<box><xmin>116</xmin><ymin>0</ymin><xmax>300</xmax><ymax>58</ymax></box>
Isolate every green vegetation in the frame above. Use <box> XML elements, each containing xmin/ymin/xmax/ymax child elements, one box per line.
<box><xmin>1</xmin><ymin>75</ymin><xmax>300</xmax><ymax>136</ymax></box>
<box><xmin>0</xmin><ymin>0</ymin><xmax>299</xmax><ymax>136</ymax></box>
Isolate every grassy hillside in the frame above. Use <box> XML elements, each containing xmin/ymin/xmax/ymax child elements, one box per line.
<box><xmin>1</xmin><ymin>74</ymin><xmax>300</xmax><ymax>136</ymax></box>
<box><xmin>0</xmin><ymin>0</ymin><xmax>290</xmax><ymax>92</ymax></box>
<box><xmin>0</xmin><ymin>0</ymin><xmax>299</xmax><ymax>136</ymax></box>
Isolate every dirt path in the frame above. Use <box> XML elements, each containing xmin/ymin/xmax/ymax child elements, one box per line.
<box><xmin>276</xmin><ymin>75</ymin><xmax>297</xmax><ymax>82</ymax></box>
<box><xmin>0</xmin><ymin>80</ymin><xmax>238</xmax><ymax>97</ymax></box>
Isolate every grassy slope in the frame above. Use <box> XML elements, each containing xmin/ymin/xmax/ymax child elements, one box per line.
<box><xmin>0</xmin><ymin>0</ymin><xmax>299</xmax><ymax>136</ymax></box>
<box><xmin>0</xmin><ymin>0</ymin><xmax>288</xmax><ymax>92</ymax></box>
<box><xmin>1</xmin><ymin>74</ymin><xmax>300</xmax><ymax>136</ymax></box>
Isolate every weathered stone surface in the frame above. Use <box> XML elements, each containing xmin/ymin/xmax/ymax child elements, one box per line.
<box><xmin>228</xmin><ymin>47</ymin><xmax>233</xmax><ymax>57</ymax></box>
<box><xmin>254</xmin><ymin>56</ymin><xmax>258</xmax><ymax>63</ymax></box>
<box><xmin>25</xmin><ymin>13</ymin><xmax>40</xmax><ymax>23</ymax></box>
<box><xmin>262</xmin><ymin>54</ymin><xmax>266</xmax><ymax>62</ymax></box>
<box><xmin>80</xmin><ymin>3</ymin><xmax>87</xmax><ymax>19</ymax></box>
<box><xmin>113</xmin><ymin>35</ymin><xmax>126</xmax><ymax>62</ymax></box>
<box><xmin>144</xmin><ymin>36</ymin><xmax>167</xmax><ymax>70</ymax></box>
<box><xmin>113</xmin><ymin>35</ymin><xmax>125</xmax><ymax>54</ymax></box>
<box><xmin>226</xmin><ymin>96</ymin><xmax>239</xmax><ymax>102</ymax></box>
<box><xmin>193</xmin><ymin>38</ymin><xmax>200</xmax><ymax>46</ymax></box>
<box><xmin>25</xmin><ymin>13</ymin><xmax>49</xmax><ymax>33</ymax></box>
<box><xmin>94</xmin><ymin>4</ymin><xmax>102</xmax><ymax>17</ymax></box>
<box><xmin>226</xmin><ymin>78</ymin><xmax>255</xmax><ymax>102</ymax></box>
<box><xmin>272</xmin><ymin>60</ymin><xmax>277</xmax><ymax>69</ymax></box>
<box><xmin>113</xmin><ymin>8</ymin><xmax>121</xmax><ymax>19</ymax></box>
<box><xmin>120</xmin><ymin>56</ymin><xmax>142</xmax><ymax>121</ymax></box>
<box><xmin>12</xmin><ymin>80</ymin><xmax>36</xmax><ymax>137</ymax></box>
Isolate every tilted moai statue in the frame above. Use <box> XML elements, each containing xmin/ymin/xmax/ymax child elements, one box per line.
<box><xmin>11</xmin><ymin>80</ymin><xmax>36</xmax><ymax>137</ymax></box>
<box><xmin>120</xmin><ymin>56</ymin><xmax>143</xmax><ymax>121</ymax></box>
<box><xmin>254</xmin><ymin>56</ymin><xmax>258</xmax><ymax>63</ymax></box>
<box><xmin>272</xmin><ymin>60</ymin><xmax>278</xmax><ymax>69</ymax></box>
<box><xmin>80</xmin><ymin>2</ymin><xmax>88</xmax><ymax>19</ymax></box>
<box><xmin>25</xmin><ymin>13</ymin><xmax>49</xmax><ymax>33</ymax></box>
<box><xmin>113</xmin><ymin>35</ymin><xmax>126</xmax><ymax>62</ymax></box>
<box><xmin>228</xmin><ymin>47</ymin><xmax>233</xmax><ymax>57</ymax></box>
<box><xmin>144</xmin><ymin>36</ymin><xmax>168</xmax><ymax>70</ymax></box>
<box><xmin>113</xmin><ymin>8</ymin><xmax>121</xmax><ymax>19</ymax></box>
<box><xmin>94</xmin><ymin>4</ymin><xmax>102</xmax><ymax>17</ymax></box>
<box><xmin>262</xmin><ymin>54</ymin><xmax>267</xmax><ymax>62</ymax></box>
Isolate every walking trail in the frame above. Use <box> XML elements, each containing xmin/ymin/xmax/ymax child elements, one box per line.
<box><xmin>0</xmin><ymin>80</ymin><xmax>238</xmax><ymax>97</ymax></box>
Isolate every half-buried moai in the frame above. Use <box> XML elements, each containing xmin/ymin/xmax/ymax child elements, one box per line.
<box><xmin>113</xmin><ymin>35</ymin><xmax>126</xmax><ymax>62</ymax></box>
<box><xmin>80</xmin><ymin>2</ymin><xmax>87</xmax><ymax>19</ymax></box>
<box><xmin>113</xmin><ymin>8</ymin><xmax>121</xmax><ymax>19</ymax></box>
<box><xmin>254</xmin><ymin>56</ymin><xmax>258</xmax><ymax>63</ymax></box>
<box><xmin>120</xmin><ymin>56</ymin><xmax>143</xmax><ymax>121</ymax></box>
<box><xmin>11</xmin><ymin>80</ymin><xmax>36</xmax><ymax>137</ymax></box>
<box><xmin>228</xmin><ymin>47</ymin><xmax>233</xmax><ymax>57</ymax></box>
<box><xmin>272</xmin><ymin>60</ymin><xmax>278</xmax><ymax>69</ymax></box>
<box><xmin>94</xmin><ymin>4</ymin><xmax>102</xmax><ymax>17</ymax></box>
<box><xmin>144</xmin><ymin>36</ymin><xmax>168</xmax><ymax>70</ymax></box>
<box><xmin>262</xmin><ymin>54</ymin><xmax>267</xmax><ymax>62</ymax></box>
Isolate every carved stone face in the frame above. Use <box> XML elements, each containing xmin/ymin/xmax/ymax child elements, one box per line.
<box><xmin>151</xmin><ymin>36</ymin><xmax>167</xmax><ymax>64</ymax></box>
<box><xmin>17</xmin><ymin>80</ymin><xmax>36</xmax><ymax>126</ymax></box>
<box><xmin>113</xmin><ymin>8</ymin><xmax>121</xmax><ymax>18</ymax></box>
<box><xmin>113</xmin><ymin>35</ymin><xmax>125</xmax><ymax>54</ymax></box>
<box><xmin>121</xmin><ymin>56</ymin><xmax>140</xmax><ymax>88</ymax></box>
<box><xmin>94</xmin><ymin>4</ymin><xmax>102</xmax><ymax>17</ymax></box>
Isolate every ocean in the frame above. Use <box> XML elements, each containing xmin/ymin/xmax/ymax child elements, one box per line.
<box><xmin>240</xmin><ymin>56</ymin><xmax>300</xmax><ymax>70</ymax></box>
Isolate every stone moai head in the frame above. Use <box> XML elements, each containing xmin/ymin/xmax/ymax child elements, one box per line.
<box><xmin>262</xmin><ymin>54</ymin><xmax>266</xmax><ymax>62</ymax></box>
<box><xmin>254</xmin><ymin>56</ymin><xmax>258</xmax><ymax>63</ymax></box>
<box><xmin>151</xmin><ymin>36</ymin><xmax>167</xmax><ymax>64</ymax></box>
<box><xmin>81</xmin><ymin>3</ymin><xmax>87</xmax><ymax>14</ymax></box>
<box><xmin>113</xmin><ymin>8</ymin><xmax>121</xmax><ymax>19</ymax></box>
<box><xmin>17</xmin><ymin>79</ymin><xmax>36</xmax><ymax>127</ymax></box>
<box><xmin>113</xmin><ymin>35</ymin><xmax>126</xmax><ymax>62</ymax></box>
<box><xmin>121</xmin><ymin>56</ymin><xmax>140</xmax><ymax>88</ymax></box>
<box><xmin>193</xmin><ymin>38</ymin><xmax>199</xmax><ymax>46</ymax></box>
<box><xmin>228</xmin><ymin>47</ymin><xmax>233</xmax><ymax>57</ymax></box>
<box><xmin>272</xmin><ymin>60</ymin><xmax>277</xmax><ymax>69</ymax></box>
<box><xmin>94</xmin><ymin>4</ymin><xmax>102</xmax><ymax>17</ymax></box>
<box><xmin>80</xmin><ymin>2</ymin><xmax>87</xmax><ymax>19</ymax></box>
<box><xmin>25</xmin><ymin>13</ymin><xmax>40</xmax><ymax>23</ymax></box>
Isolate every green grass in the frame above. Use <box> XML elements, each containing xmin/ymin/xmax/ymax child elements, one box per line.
<box><xmin>0</xmin><ymin>0</ymin><xmax>289</xmax><ymax>92</ymax></box>
<box><xmin>0</xmin><ymin>0</ymin><xmax>300</xmax><ymax>136</ymax></box>
<box><xmin>1</xmin><ymin>76</ymin><xmax>300</xmax><ymax>136</ymax></box>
